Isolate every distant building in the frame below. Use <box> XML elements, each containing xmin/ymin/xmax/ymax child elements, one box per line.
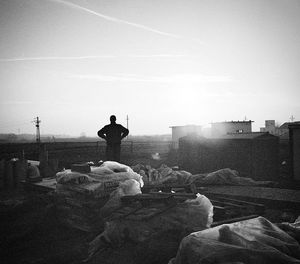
<box><xmin>179</xmin><ymin>132</ymin><xmax>279</xmax><ymax>180</ymax></box>
<box><xmin>279</xmin><ymin>121</ymin><xmax>300</xmax><ymax>135</ymax></box>
<box><xmin>170</xmin><ymin>125</ymin><xmax>202</xmax><ymax>149</ymax></box>
<box><xmin>289</xmin><ymin>123</ymin><xmax>300</xmax><ymax>181</ymax></box>
<box><xmin>260</xmin><ymin>120</ymin><xmax>276</xmax><ymax>134</ymax></box>
<box><xmin>260</xmin><ymin>120</ymin><xmax>300</xmax><ymax>137</ymax></box>
<box><xmin>211</xmin><ymin>120</ymin><xmax>253</xmax><ymax>137</ymax></box>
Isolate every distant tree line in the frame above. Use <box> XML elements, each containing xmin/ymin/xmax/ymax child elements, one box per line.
<box><xmin>0</xmin><ymin>133</ymin><xmax>172</xmax><ymax>143</ymax></box>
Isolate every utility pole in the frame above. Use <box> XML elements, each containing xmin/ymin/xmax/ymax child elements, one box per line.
<box><xmin>33</xmin><ymin>116</ymin><xmax>41</xmax><ymax>144</ymax></box>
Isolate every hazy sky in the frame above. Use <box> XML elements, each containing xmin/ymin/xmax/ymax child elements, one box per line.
<box><xmin>0</xmin><ymin>0</ymin><xmax>300</xmax><ymax>136</ymax></box>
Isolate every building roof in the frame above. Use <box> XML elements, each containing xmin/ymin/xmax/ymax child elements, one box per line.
<box><xmin>279</xmin><ymin>121</ymin><xmax>300</xmax><ymax>129</ymax></box>
<box><xmin>169</xmin><ymin>125</ymin><xmax>202</xmax><ymax>128</ymax></box>
<box><xmin>211</xmin><ymin>120</ymin><xmax>254</xmax><ymax>124</ymax></box>
<box><xmin>212</xmin><ymin>132</ymin><xmax>277</xmax><ymax>139</ymax></box>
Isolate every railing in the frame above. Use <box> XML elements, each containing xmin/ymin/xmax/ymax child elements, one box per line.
<box><xmin>0</xmin><ymin>141</ymin><xmax>174</xmax><ymax>160</ymax></box>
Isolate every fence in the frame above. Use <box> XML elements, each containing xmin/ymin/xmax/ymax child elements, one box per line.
<box><xmin>0</xmin><ymin>140</ymin><xmax>173</xmax><ymax>167</ymax></box>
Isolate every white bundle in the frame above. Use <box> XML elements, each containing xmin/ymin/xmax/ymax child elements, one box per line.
<box><xmin>100</xmin><ymin>161</ymin><xmax>133</xmax><ymax>173</ymax></box>
<box><xmin>56</xmin><ymin>169</ymin><xmax>96</xmax><ymax>184</ymax></box>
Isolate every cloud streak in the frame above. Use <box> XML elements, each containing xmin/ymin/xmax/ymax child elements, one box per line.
<box><xmin>71</xmin><ymin>73</ymin><xmax>234</xmax><ymax>84</ymax></box>
<box><xmin>0</xmin><ymin>55</ymin><xmax>115</xmax><ymax>62</ymax></box>
<box><xmin>0</xmin><ymin>54</ymin><xmax>186</xmax><ymax>62</ymax></box>
<box><xmin>49</xmin><ymin>0</ymin><xmax>204</xmax><ymax>43</ymax></box>
<box><xmin>0</xmin><ymin>101</ymin><xmax>34</xmax><ymax>105</ymax></box>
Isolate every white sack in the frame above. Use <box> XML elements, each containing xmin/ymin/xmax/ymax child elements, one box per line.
<box><xmin>56</xmin><ymin>169</ymin><xmax>96</xmax><ymax>184</ymax></box>
<box><xmin>100</xmin><ymin>161</ymin><xmax>133</xmax><ymax>173</ymax></box>
<box><xmin>100</xmin><ymin>179</ymin><xmax>142</xmax><ymax>217</ymax></box>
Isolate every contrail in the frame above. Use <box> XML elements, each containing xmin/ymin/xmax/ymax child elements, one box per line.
<box><xmin>0</xmin><ymin>55</ymin><xmax>116</xmax><ymax>62</ymax></box>
<box><xmin>49</xmin><ymin>0</ymin><xmax>203</xmax><ymax>42</ymax></box>
<box><xmin>0</xmin><ymin>54</ymin><xmax>186</xmax><ymax>62</ymax></box>
<box><xmin>0</xmin><ymin>1</ymin><xmax>204</xmax><ymax>63</ymax></box>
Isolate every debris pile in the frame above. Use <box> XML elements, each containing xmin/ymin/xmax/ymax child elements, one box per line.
<box><xmin>53</xmin><ymin>161</ymin><xmax>282</xmax><ymax>263</ymax></box>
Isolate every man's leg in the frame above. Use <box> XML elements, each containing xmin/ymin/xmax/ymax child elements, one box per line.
<box><xmin>106</xmin><ymin>144</ymin><xmax>114</xmax><ymax>161</ymax></box>
<box><xmin>113</xmin><ymin>144</ymin><xmax>121</xmax><ymax>162</ymax></box>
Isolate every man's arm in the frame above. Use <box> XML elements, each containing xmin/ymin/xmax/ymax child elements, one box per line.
<box><xmin>97</xmin><ymin>127</ymin><xmax>107</xmax><ymax>140</ymax></box>
<box><xmin>120</xmin><ymin>125</ymin><xmax>129</xmax><ymax>140</ymax></box>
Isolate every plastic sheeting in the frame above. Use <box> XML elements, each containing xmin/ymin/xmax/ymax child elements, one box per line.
<box><xmin>277</xmin><ymin>216</ymin><xmax>300</xmax><ymax>244</ymax></box>
<box><xmin>54</xmin><ymin>162</ymin><xmax>144</xmax><ymax>232</ymax></box>
<box><xmin>98</xmin><ymin>161</ymin><xmax>133</xmax><ymax>173</ymax></box>
<box><xmin>191</xmin><ymin>168</ymin><xmax>275</xmax><ymax>186</ymax></box>
<box><xmin>169</xmin><ymin>216</ymin><xmax>300</xmax><ymax>264</ymax></box>
<box><xmin>100</xmin><ymin>179</ymin><xmax>142</xmax><ymax>217</ymax></box>
<box><xmin>55</xmin><ymin>161</ymin><xmax>144</xmax><ymax>190</ymax></box>
<box><xmin>56</xmin><ymin>170</ymin><xmax>96</xmax><ymax>184</ymax></box>
<box><xmin>132</xmin><ymin>164</ymin><xmax>275</xmax><ymax>187</ymax></box>
<box><xmin>88</xmin><ymin>194</ymin><xmax>213</xmax><ymax>259</ymax></box>
<box><xmin>132</xmin><ymin>163</ymin><xmax>192</xmax><ymax>185</ymax></box>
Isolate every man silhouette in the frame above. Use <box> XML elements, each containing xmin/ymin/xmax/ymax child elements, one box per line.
<box><xmin>97</xmin><ymin>115</ymin><xmax>129</xmax><ymax>162</ymax></box>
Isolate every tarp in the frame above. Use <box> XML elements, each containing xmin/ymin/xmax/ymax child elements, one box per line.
<box><xmin>277</xmin><ymin>216</ymin><xmax>300</xmax><ymax>244</ymax></box>
<box><xmin>87</xmin><ymin>193</ymin><xmax>213</xmax><ymax>260</ymax></box>
<box><xmin>191</xmin><ymin>168</ymin><xmax>275</xmax><ymax>186</ymax></box>
<box><xmin>132</xmin><ymin>164</ymin><xmax>275</xmax><ymax>187</ymax></box>
<box><xmin>169</xmin><ymin>216</ymin><xmax>300</xmax><ymax>264</ymax></box>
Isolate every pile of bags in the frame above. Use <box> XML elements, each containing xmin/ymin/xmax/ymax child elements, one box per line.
<box><xmin>56</xmin><ymin>161</ymin><xmax>144</xmax><ymax>188</ymax></box>
<box><xmin>55</xmin><ymin>161</ymin><xmax>144</xmax><ymax>232</ymax></box>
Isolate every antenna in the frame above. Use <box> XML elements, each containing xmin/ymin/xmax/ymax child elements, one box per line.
<box><xmin>290</xmin><ymin>115</ymin><xmax>295</xmax><ymax>122</ymax></box>
<box><xmin>33</xmin><ymin>116</ymin><xmax>41</xmax><ymax>144</ymax></box>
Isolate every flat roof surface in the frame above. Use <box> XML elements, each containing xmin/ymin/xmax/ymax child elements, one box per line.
<box><xmin>169</xmin><ymin>125</ymin><xmax>202</xmax><ymax>128</ymax></box>
<box><xmin>212</xmin><ymin>120</ymin><xmax>253</xmax><ymax>124</ymax></box>
<box><xmin>212</xmin><ymin>132</ymin><xmax>277</xmax><ymax>139</ymax></box>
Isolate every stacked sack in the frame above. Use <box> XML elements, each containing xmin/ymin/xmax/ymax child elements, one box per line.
<box><xmin>55</xmin><ymin>161</ymin><xmax>144</xmax><ymax>233</ymax></box>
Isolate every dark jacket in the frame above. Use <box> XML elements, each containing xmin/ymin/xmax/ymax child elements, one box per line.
<box><xmin>98</xmin><ymin>123</ymin><xmax>129</xmax><ymax>144</ymax></box>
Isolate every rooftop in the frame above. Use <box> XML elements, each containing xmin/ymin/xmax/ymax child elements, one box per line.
<box><xmin>213</xmin><ymin>132</ymin><xmax>277</xmax><ymax>139</ymax></box>
<box><xmin>211</xmin><ymin>120</ymin><xmax>254</xmax><ymax>124</ymax></box>
<box><xmin>169</xmin><ymin>125</ymin><xmax>202</xmax><ymax>128</ymax></box>
<box><xmin>279</xmin><ymin>121</ymin><xmax>300</xmax><ymax>129</ymax></box>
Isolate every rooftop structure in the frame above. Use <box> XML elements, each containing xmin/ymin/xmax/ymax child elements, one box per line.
<box><xmin>170</xmin><ymin>125</ymin><xmax>202</xmax><ymax>149</ymax></box>
<box><xmin>211</xmin><ymin>120</ymin><xmax>253</xmax><ymax>137</ymax></box>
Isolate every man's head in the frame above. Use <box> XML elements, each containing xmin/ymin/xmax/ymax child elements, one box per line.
<box><xmin>110</xmin><ymin>115</ymin><xmax>116</xmax><ymax>123</ymax></box>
